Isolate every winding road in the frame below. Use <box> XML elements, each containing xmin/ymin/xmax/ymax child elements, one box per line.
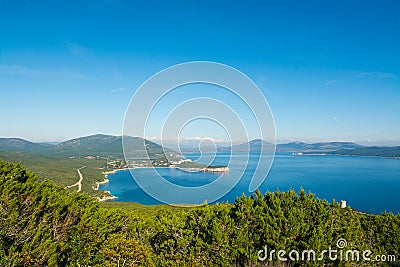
<box><xmin>65</xmin><ymin>166</ymin><xmax>86</xmax><ymax>192</ymax></box>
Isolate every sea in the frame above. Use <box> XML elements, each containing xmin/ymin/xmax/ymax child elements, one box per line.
<box><xmin>99</xmin><ymin>152</ymin><xmax>400</xmax><ymax>214</ymax></box>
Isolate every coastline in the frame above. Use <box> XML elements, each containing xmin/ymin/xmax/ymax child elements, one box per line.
<box><xmin>94</xmin><ymin>168</ymin><xmax>129</xmax><ymax>202</ymax></box>
<box><xmin>304</xmin><ymin>152</ymin><xmax>400</xmax><ymax>160</ymax></box>
<box><xmin>94</xmin><ymin>165</ymin><xmax>229</xmax><ymax>202</ymax></box>
<box><xmin>329</xmin><ymin>153</ymin><xmax>400</xmax><ymax>160</ymax></box>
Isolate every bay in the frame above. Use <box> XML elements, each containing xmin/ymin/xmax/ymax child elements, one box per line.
<box><xmin>99</xmin><ymin>153</ymin><xmax>400</xmax><ymax>214</ymax></box>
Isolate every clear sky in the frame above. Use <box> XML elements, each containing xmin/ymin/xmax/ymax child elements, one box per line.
<box><xmin>0</xmin><ymin>0</ymin><xmax>399</xmax><ymax>145</ymax></box>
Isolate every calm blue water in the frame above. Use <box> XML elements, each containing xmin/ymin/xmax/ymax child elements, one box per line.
<box><xmin>100</xmin><ymin>153</ymin><xmax>400</xmax><ymax>214</ymax></box>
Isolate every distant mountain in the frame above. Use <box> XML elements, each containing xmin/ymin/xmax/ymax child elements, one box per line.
<box><xmin>218</xmin><ymin>140</ymin><xmax>363</xmax><ymax>153</ymax></box>
<box><xmin>218</xmin><ymin>139</ymin><xmax>275</xmax><ymax>153</ymax></box>
<box><xmin>327</xmin><ymin>146</ymin><xmax>400</xmax><ymax>158</ymax></box>
<box><xmin>158</xmin><ymin>139</ymin><xmax>231</xmax><ymax>153</ymax></box>
<box><xmin>54</xmin><ymin>134</ymin><xmax>123</xmax><ymax>156</ymax></box>
<box><xmin>0</xmin><ymin>134</ymin><xmax>182</xmax><ymax>160</ymax></box>
<box><xmin>277</xmin><ymin>141</ymin><xmax>363</xmax><ymax>152</ymax></box>
<box><xmin>0</xmin><ymin>138</ymin><xmax>54</xmax><ymax>153</ymax></box>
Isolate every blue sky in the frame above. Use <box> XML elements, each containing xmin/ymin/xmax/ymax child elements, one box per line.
<box><xmin>0</xmin><ymin>0</ymin><xmax>399</xmax><ymax>145</ymax></box>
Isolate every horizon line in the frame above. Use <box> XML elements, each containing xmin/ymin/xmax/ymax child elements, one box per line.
<box><xmin>1</xmin><ymin>133</ymin><xmax>399</xmax><ymax>146</ymax></box>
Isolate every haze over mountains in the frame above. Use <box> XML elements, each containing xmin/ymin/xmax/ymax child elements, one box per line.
<box><xmin>217</xmin><ymin>139</ymin><xmax>363</xmax><ymax>153</ymax></box>
<box><xmin>156</xmin><ymin>138</ymin><xmax>364</xmax><ymax>153</ymax></box>
<box><xmin>216</xmin><ymin>139</ymin><xmax>399</xmax><ymax>157</ymax></box>
<box><xmin>2</xmin><ymin>134</ymin><xmax>398</xmax><ymax>158</ymax></box>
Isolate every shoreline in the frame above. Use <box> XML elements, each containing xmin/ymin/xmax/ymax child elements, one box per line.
<box><xmin>94</xmin><ymin>165</ymin><xmax>229</xmax><ymax>202</ymax></box>
<box><xmin>303</xmin><ymin>152</ymin><xmax>400</xmax><ymax>160</ymax></box>
<box><xmin>94</xmin><ymin>168</ymin><xmax>129</xmax><ymax>202</ymax></box>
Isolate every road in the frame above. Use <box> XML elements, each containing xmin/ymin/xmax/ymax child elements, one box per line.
<box><xmin>65</xmin><ymin>166</ymin><xmax>86</xmax><ymax>192</ymax></box>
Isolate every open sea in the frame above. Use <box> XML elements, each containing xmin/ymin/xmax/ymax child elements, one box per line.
<box><xmin>100</xmin><ymin>153</ymin><xmax>400</xmax><ymax>214</ymax></box>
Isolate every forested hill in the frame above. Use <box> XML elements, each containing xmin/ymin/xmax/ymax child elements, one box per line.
<box><xmin>277</xmin><ymin>141</ymin><xmax>363</xmax><ymax>152</ymax></box>
<box><xmin>327</xmin><ymin>146</ymin><xmax>400</xmax><ymax>158</ymax></box>
<box><xmin>0</xmin><ymin>135</ymin><xmax>184</xmax><ymax>199</ymax></box>
<box><xmin>218</xmin><ymin>139</ymin><xmax>364</xmax><ymax>153</ymax></box>
<box><xmin>52</xmin><ymin>134</ymin><xmax>176</xmax><ymax>159</ymax></box>
<box><xmin>0</xmin><ymin>158</ymin><xmax>399</xmax><ymax>266</ymax></box>
<box><xmin>0</xmin><ymin>138</ymin><xmax>53</xmax><ymax>153</ymax></box>
<box><xmin>0</xmin><ymin>134</ymin><xmax>181</xmax><ymax>159</ymax></box>
<box><xmin>218</xmin><ymin>139</ymin><xmax>400</xmax><ymax>158</ymax></box>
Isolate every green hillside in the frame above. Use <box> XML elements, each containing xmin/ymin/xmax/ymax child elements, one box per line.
<box><xmin>218</xmin><ymin>140</ymin><xmax>364</xmax><ymax>153</ymax></box>
<box><xmin>0</xmin><ymin>134</ymin><xmax>191</xmax><ymax>199</ymax></box>
<box><xmin>0</xmin><ymin>138</ymin><xmax>53</xmax><ymax>153</ymax></box>
<box><xmin>52</xmin><ymin>134</ymin><xmax>124</xmax><ymax>157</ymax></box>
<box><xmin>51</xmin><ymin>134</ymin><xmax>176</xmax><ymax>159</ymax></box>
<box><xmin>0</xmin><ymin>151</ymin><xmax>110</xmax><ymax>198</ymax></box>
<box><xmin>0</xmin><ymin>134</ymin><xmax>182</xmax><ymax>160</ymax></box>
<box><xmin>328</xmin><ymin>146</ymin><xmax>400</xmax><ymax>158</ymax></box>
<box><xmin>277</xmin><ymin>141</ymin><xmax>363</xmax><ymax>152</ymax></box>
<box><xmin>0</xmin><ymin>159</ymin><xmax>399</xmax><ymax>266</ymax></box>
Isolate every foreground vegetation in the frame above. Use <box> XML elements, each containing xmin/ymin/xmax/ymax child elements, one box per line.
<box><xmin>0</xmin><ymin>151</ymin><xmax>111</xmax><ymax>198</ymax></box>
<box><xmin>0</xmin><ymin>159</ymin><xmax>399</xmax><ymax>266</ymax></box>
